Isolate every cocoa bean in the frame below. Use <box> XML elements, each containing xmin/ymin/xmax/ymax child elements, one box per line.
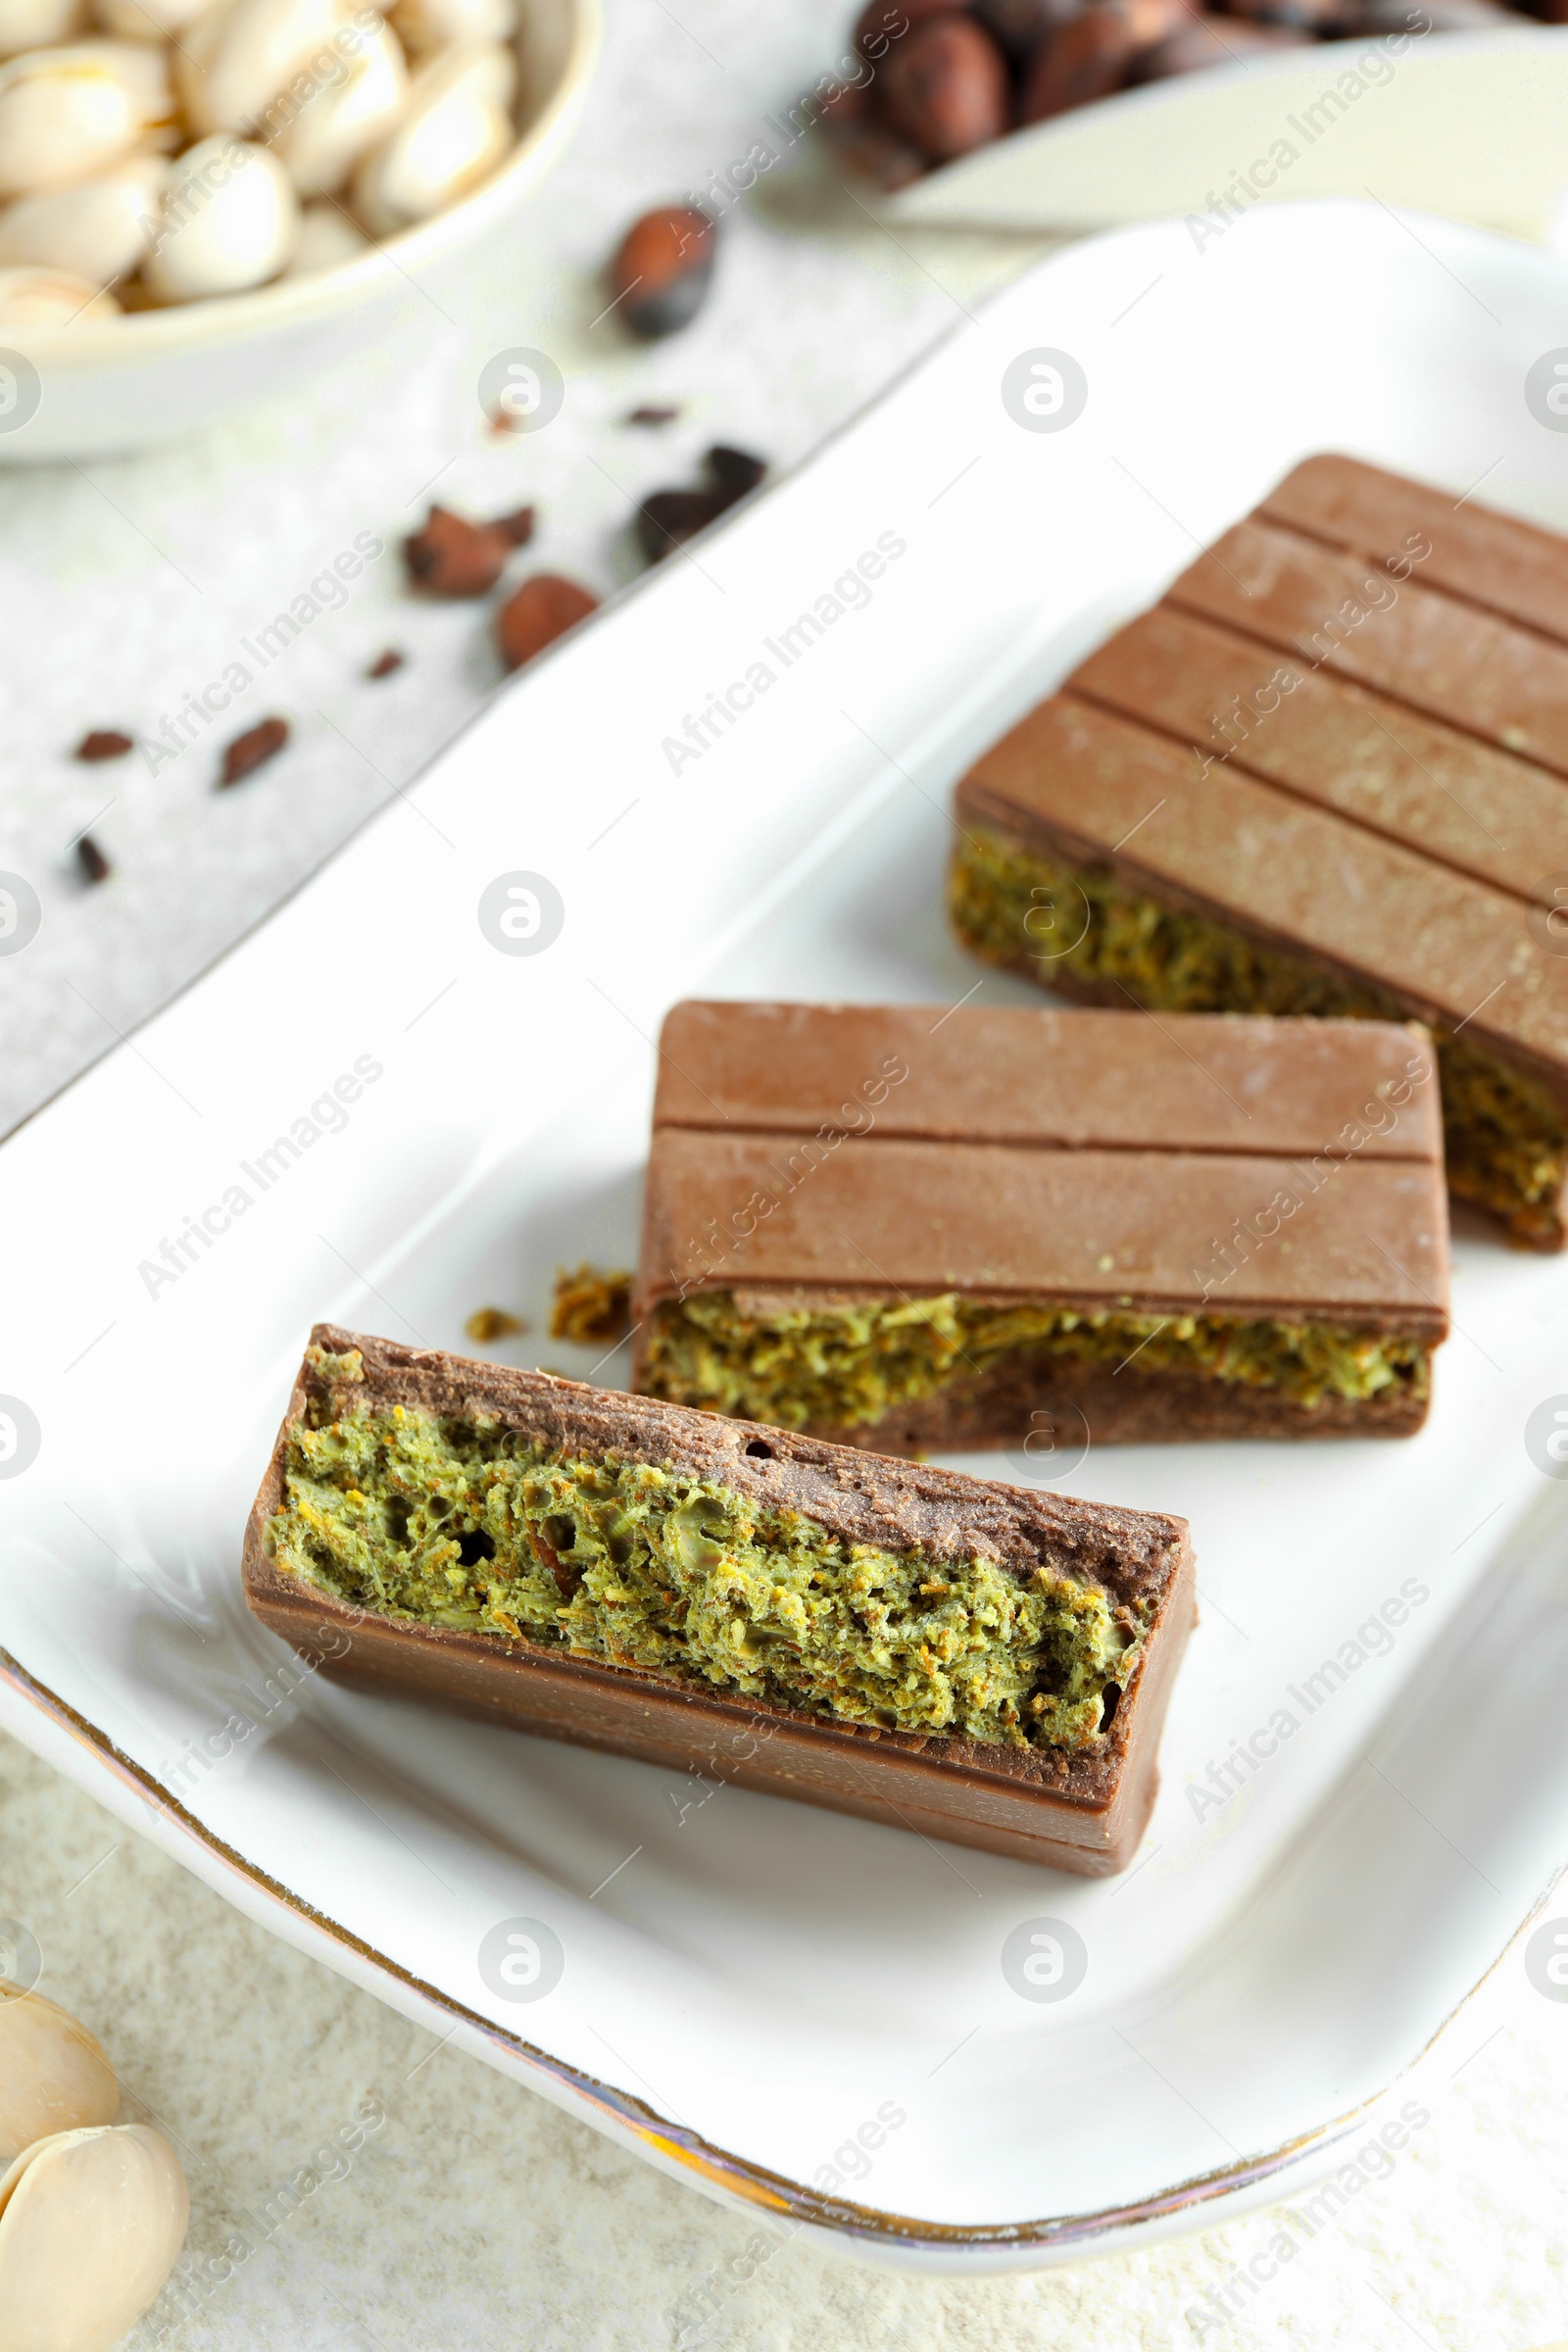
<box><xmin>881</xmin><ymin>12</ymin><xmax>1010</xmax><ymax>162</ymax></box>
<box><xmin>611</xmin><ymin>207</ymin><xmax>714</xmax><ymax>340</ymax></box>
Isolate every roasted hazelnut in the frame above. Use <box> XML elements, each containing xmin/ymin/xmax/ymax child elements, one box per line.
<box><xmin>610</xmin><ymin>205</ymin><xmax>713</xmax><ymax>339</ymax></box>
<box><xmin>881</xmin><ymin>13</ymin><xmax>1009</xmax><ymax>162</ymax></box>
<box><xmin>497</xmin><ymin>573</ymin><xmax>599</xmax><ymax>671</ymax></box>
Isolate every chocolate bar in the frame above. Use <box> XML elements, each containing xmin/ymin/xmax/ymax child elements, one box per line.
<box><xmin>242</xmin><ymin>1326</ymin><xmax>1195</xmax><ymax>1872</ymax></box>
<box><xmin>950</xmin><ymin>453</ymin><xmax>1568</xmax><ymax>1247</ymax></box>
<box><xmin>633</xmin><ymin>1000</ymin><xmax>1448</xmax><ymax>1449</ymax></box>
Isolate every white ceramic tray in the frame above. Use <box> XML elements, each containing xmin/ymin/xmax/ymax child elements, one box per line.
<box><xmin>4</xmin><ymin>200</ymin><xmax>1568</xmax><ymax>2275</ymax></box>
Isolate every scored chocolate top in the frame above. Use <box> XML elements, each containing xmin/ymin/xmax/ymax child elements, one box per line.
<box><xmin>287</xmin><ymin>1324</ymin><xmax>1189</xmax><ymax>1605</ymax></box>
<box><xmin>956</xmin><ymin>453</ymin><xmax>1568</xmax><ymax>1097</ymax></box>
<box><xmin>638</xmin><ymin>1003</ymin><xmax>1448</xmax><ymax>1333</ymax></box>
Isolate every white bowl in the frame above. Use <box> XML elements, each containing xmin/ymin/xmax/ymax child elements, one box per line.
<box><xmin>0</xmin><ymin>0</ymin><xmax>600</xmax><ymax>464</ymax></box>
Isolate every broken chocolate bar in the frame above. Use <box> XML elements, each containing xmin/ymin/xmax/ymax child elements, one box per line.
<box><xmin>949</xmin><ymin>453</ymin><xmax>1568</xmax><ymax>1248</ymax></box>
<box><xmin>632</xmin><ymin>1000</ymin><xmax>1448</xmax><ymax>1448</ymax></box>
<box><xmin>242</xmin><ymin>1326</ymin><xmax>1195</xmax><ymax>1872</ymax></box>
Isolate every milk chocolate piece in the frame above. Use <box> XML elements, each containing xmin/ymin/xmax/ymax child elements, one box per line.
<box><xmin>951</xmin><ymin>453</ymin><xmax>1568</xmax><ymax>1247</ymax></box>
<box><xmin>242</xmin><ymin>1326</ymin><xmax>1195</xmax><ymax>1872</ymax></box>
<box><xmin>633</xmin><ymin>1002</ymin><xmax>1448</xmax><ymax>1449</ymax></box>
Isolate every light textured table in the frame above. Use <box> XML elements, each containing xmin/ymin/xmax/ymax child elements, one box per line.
<box><xmin>2</xmin><ymin>4</ymin><xmax>1567</xmax><ymax>2345</ymax></box>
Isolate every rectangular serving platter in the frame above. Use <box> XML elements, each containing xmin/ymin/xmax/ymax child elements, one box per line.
<box><xmin>4</xmin><ymin>199</ymin><xmax>1568</xmax><ymax>2271</ymax></box>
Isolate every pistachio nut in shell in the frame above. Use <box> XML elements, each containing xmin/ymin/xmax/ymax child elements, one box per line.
<box><xmin>388</xmin><ymin>0</ymin><xmax>514</xmax><ymax>54</ymax></box>
<box><xmin>0</xmin><ymin>153</ymin><xmax>164</xmax><ymax>280</ymax></box>
<box><xmin>273</xmin><ymin>15</ymin><xmax>406</xmax><ymax>197</ymax></box>
<box><xmin>0</xmin><ymin>40</ymin><xmax>176</xmax><ymax>200</ymax></box>
<box><xmin>0</xmin><ymin>261</ymin><xmax>120</xmax><ymax>322</ymax></box>
<box><xmin>0</xmin><ymin>0</ymin><xmax>86</xmax><ymax>58</ymax></box>
<box><xmin>282</xmin><ymin>195</ymin><xmax>366</xmax><ymax>271</ymax></box>
<box><xmin>0</xmin><ymin>2125</ymin><xmax>189</xmax><ymax>2352</ymax></box>
<box><xmin>0</xmin><ymin>1987</ymin><xmax>120</xmax><ymax>2162</ymax></box>
<box><xmin>142</xmin><ymin>134</ymin><xmax>299</xmax><ymax>299</ymax></box>
<box><xmin>176</xmin><ymin>0</ymin><xmax>372</xmax><ymax>137</ymax></box>
<box><xmin>94</xmin><ymin>0</ymin><xmax>226</xmax><ymax>37</ymax></box>
<box><xmin>351</xmin><ymin>38</ymin><xmax>515</xmax><ymax>235</ymax></box>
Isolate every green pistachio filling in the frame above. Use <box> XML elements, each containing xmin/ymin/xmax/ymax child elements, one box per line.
<box><xmin>642</xmin><ymin>1290</ymin><xmax>1428</xmax><ymax>1433</ymax></box>
<box><xmin>948</xmin><ymin>827</ymin><xmax>1567</xmax><ymax>1243</ymax></box>
<box><xmin>266</xmin><ymin>1348</ymin><xmax>1139</xmax><ymax>1750</ymax></box>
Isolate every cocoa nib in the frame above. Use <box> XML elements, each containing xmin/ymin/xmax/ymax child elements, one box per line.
<box><xmin>611</xmin><ymin>206</ymin><xmax>714</xmax><ymax>340</ymax></box>
<box><xmin>707</xmin><ymin>444</ymin><xmax>766</xmax><ymax>500</ymax></box>
<box><xmin>626</xmin><ymin>404</ymin><xmax>681</xmax><ymax>426</ymax></box>
<box><xmin>74</xmin><ymin>729</ymin><xmax>133</xmax><ymax>762</ymax></box>
<box><xmin>219</xmin><ymin>715</ymin><xmax>289</xmax><ymax>787</ymax></box>
<box><xmin>637</xmin><ymin>488</ymin><xmax>728</xmax><ymax>564</ymax></box>
<box><xmin>404</xmin><ymin>502</ymin><xmax>533</xmax><ymax>597</ymax></box>
<box><xmin>497</xmin><ymin>573</ymin><xmax>600</xmax><ymax>672</ymax></box>
<box><xmin>637</xmin><ymin>445</ymin><xmax>767</xmax><ymax>565</ymax></box>
<box><xmin>366</xmin><ymin>648</ymin><xmax>406</xmax><ymax>679</ymax></box>
<box><xmin>76</xmin><ymin>834</ymin><xmax>111</xmax><ymax>883</ymax></box>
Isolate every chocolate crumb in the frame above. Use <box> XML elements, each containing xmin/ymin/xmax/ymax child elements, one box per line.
<box><xmin>76</xmin><ymin>834</ymin><xmax>111</xmax><ymax>883</ymax></box>
<box><xmin>465</xmin><ymin>1305</ymin><xmax>527</xmax><ymax>1343</ymax></box>
<box><xmin>366</xmin><ymin>649</ymin><xmax>406</xmax><ymax>680</ymax></box>
<box><xmin>74</xmin><ymin>729</ymin><xmax>133</xmax><ymax>762</ymax></box>
<box><xmin>220</xmin><ymin>715</ymin><xmax>289</xmax><ymax>787</ymax></box>
<box><xmin>627</xmin><ymin>404</ymin><xmax>680</xmax><ymax>426</ymax></box>
<box><xmin>549</xmin><ymin>1263</ymin><xmax>633</xmax><ymax>1345</ymax></box>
